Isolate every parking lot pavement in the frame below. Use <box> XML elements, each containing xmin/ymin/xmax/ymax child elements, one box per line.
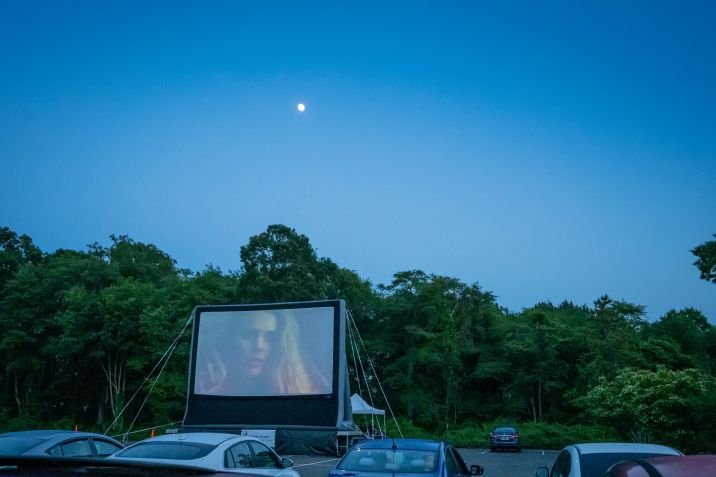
<box><xmin>460</xmin><ymin>448</ymin><xmax>558</xmax><ymax>477</ymax></box>
<box><xmin>287</xmin><ymin>449</ymin><xmax>559</xmax><ymax>477</ymax></box>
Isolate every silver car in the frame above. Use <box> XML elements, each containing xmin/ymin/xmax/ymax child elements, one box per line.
<box><xmin>0</xmin><ymin>430</ymin><xmax>124</xmax><ymax>457</ymax></box>
<box><xmin>535</xmin><ymin>443</ymin><xmax>682</xmax><ymax>477</ymax></box>
<box><xmin>108</xmin><ymin>432</ymin><xmax>299</xmax><ymax>477</ymax></box>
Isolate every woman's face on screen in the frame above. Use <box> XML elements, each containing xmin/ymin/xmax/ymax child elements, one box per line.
<box><xmin>236</xmin><ymin>313</ymin><xmax>278</xmax><ymax>377</ymax></box>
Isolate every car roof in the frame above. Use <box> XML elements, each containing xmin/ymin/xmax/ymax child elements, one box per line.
<box><xmin>0</xmin><ymin>430</ymin><xmax>108</xmax><ymax>439</ymax></box>
<box><xmin>352</xmin><ymin>438</ymin><xmax>442</xmax><ymax>452</ymax></box>
<box><xmin>572</xmin><ymin>443</ymin><xmax>681</xmax><ymax>455</ymax></box>
<box><xmin>136</xmin><ymin>432</ymin><xmax>244</xmax><ymax>446</ymax></box>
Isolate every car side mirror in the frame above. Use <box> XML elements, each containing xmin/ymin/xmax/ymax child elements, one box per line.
<box><xmin>282</xmin><ymin>458</ymin><xmax>294</xmax><ymax>468</ymax></box>
<box><xmin>535</xmin><ymin>467</ymin><xmax>549</xmax><ymax>477</ymax></box>
<box><xmin>470</xmin><ymin>464</ymin><xmax>484</xmax><ymax>475</ymax></box>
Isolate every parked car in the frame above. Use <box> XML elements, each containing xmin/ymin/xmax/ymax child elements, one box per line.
<box><xmin>0</xmin><ymin>430</ymin><xmax>124</xmax><ymax>458</ymax></box>
<box><xmin>108</xmin><ymin>432</ymin><xmax>298</xmax><ymax>477</ymax></box>
<box><xmin>328</xmin><ymin>438</ymin><xmax>484</xmax><ymax>477</ymax></box>
<box><xmin>535</xmin><ymin>443</ymin><xmax>682</xmax><ymax>477</ymax></box>
<box><xmin>603</xmin><ymin>455</ymin><xmax>716</xmax><ymax>477</ymax></box>
<box><xmin>0</xmin><ymin>455</ymin><xmax>265</xmax><ymax>477</ymax></box>
<box><xmin>489</xmin><ymin>426</ymin><xmax>520</xmax><ymax>452</ymax></box>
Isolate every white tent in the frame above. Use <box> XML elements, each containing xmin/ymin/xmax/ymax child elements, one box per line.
<box><xmin>351</xmin><ymin>394</ymin><xmax>385</xmax><ymax>415</ymax></box>
<box><xmin>350</xmin><ymin>394</ymin><xmax>386</xmax><ymax>438</ymax></box>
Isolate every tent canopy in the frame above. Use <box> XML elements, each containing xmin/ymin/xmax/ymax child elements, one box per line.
<box><xmin>351</xmin><ymin>394</ymin><xmax>385</xmax><ymax>415</ymax></box>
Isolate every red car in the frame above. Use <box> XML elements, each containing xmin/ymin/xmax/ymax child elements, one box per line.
<box><xmin>604</xmin><ymin>455</ymin><xmax>716</xmax><ymax>477</ymax></box>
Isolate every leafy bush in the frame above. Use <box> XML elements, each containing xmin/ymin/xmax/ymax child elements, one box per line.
<box><xmin>444</xmin><ymin>421</ymin><xmax>619</xmax><ymax>449</ymax></box>
<box><xmin>384</xmin><ymin>417</ymin><xmax>434</xmax><ymax>439</ymax></box>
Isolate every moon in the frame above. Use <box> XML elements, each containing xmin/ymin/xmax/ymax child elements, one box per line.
<box><xmin>297</xmin><ymin>103</ymin><xmax>306</xmax><ymax>112</ymax></box>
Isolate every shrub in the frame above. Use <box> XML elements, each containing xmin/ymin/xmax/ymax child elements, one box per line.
<box><xmin>445</xmin><ymin>421</ymin><xmax>619</xmax><ymax>449</ymax></box>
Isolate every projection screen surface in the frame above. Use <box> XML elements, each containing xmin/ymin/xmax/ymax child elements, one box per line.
<box><xmin>194</xmin><ymin>306</ymin><xmax>334</xmax><ymax>397</ymax></box>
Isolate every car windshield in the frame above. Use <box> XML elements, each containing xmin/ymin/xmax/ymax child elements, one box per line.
<box><xmin>0</xmin><ymin>437</ymin><xmax>45</xmax><ymax>454</ymax></box>
<box><xmin>116</xmin><ymin>442</ymin><xmax>216</xmax><ymax>460</ymax></box>
<box><xmin>580</xmin><ymin>453</ymin><xmax>672</xmax><ymax>477</ymax></box>
<box><xmin>338</xmin><ymin>449</ymin><xmax>438</xmax><ymax>473</ymax></box>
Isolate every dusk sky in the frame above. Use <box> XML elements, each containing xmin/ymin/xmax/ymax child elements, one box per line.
<box><xmin>1</xmin><ymin>1</ymin><xmax>714</xmax><ymax>321</ymax></box>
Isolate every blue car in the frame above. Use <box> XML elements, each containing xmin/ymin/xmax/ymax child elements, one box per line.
<box><xmin>328</xmin><ymin>438</ymin><xmax>483</xmax><ymax>477</ymax></box>
<box><xmin>489</xmin><ymin>427</ymin><xmax>520</xmax><ymax>452</ymax></box>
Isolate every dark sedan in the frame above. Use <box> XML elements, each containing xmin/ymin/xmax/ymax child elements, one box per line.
<box><xmin>329</xmin><ymin>438</ymin><xmax>483</xmax><ymax>477</ymax></box>
<box><xmin>0</xmin><ymin>430</ymin><xmax>124</xmax><ymax>458</ymax></box>
<box><xmin>489</xmin><ymin>427</ymin><xmax>520</xmax><ymax>452</ymax></box>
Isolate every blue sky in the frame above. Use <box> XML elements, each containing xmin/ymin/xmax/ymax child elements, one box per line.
<box><xmin>1</xmin><ymin>1</ymin><xmax>714</xmax><ymax>321</ymax></box>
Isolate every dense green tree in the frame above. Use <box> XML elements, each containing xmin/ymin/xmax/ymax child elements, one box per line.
<box><xmin>575</xmin><ymin>296</ymin><xmax>646</xmax><ymax>391</ymax></box>
<box><xmin>0</xmin><ymin>224</ymin><xmax>715</xmax><ymax>446</ymax></box>
<box><xmin>0</xmin><ymin>248</ymin><xmax>114</xmax><ymax>424</ymax></box>
<box><xmin>456</xmin><ymin>287</ymin><xmax>511</xmax><ymax>422</ymax></box>
<box><xmin>576</xmin><ymin>367</ymin><xmax>714</xmax><ymax>451</ymax></box>
<box><xmin>238</xmin><ymin>224</ymin><xmax>340</xmax><ymax>302</ymax></box>
<box><xmin>692</xmin><ymin>234</ymin><xmax>716</xmax><ymax>284</ymax></box>
<box><xmin>375</xmin><ymin>272</ymin><xmax>504</xmax><ymax>431</ymax></box>
<box><xmin>643</xmin><ymin>308</ymin><xmax>715</xmax><ymax>373</ymax></box>
<box><xmin>0</xmin><ymin>227</ymin><xmax>42</xmax><ymax>295</ymax></box>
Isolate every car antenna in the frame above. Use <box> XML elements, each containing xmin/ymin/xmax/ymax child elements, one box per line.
<box><xmin>391</xmin><ymin>438</ymin><xmax>397</xmax><ymax>452</ymax></box>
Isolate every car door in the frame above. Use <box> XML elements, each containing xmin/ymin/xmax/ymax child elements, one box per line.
<box><xmin>247</xmin><ymin>441</ymin><xmax>296</xmax><ymax>477</ymax></box>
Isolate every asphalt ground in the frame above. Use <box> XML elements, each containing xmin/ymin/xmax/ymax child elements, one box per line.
<box><xmin>288</xmin><ymin>449</ymin><xmax>559</xmax><ymax>477</ymax></box>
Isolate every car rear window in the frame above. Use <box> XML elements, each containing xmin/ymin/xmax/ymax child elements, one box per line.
<box><xmin>580</xmin><ymin>453</ymin><xmax>673</xmax><ymax>477</ymax></box>
<box><xmin>494</xmin><ymin>428</ymin><xmax>516</xmax><ymax>434</ymax></box>
<box><xmin>116</xmin><ymin>442</ymin><xmax>216</xmax><ymax>460</ymax></box>
<box><xmin>0</xmin><ymin>437</ymin><xmax>44</xmax><ymax>454</ymax></box>
<box><xmin>338</xmin><ymin>449</ymin><xmax>438</xmax><ymax>473</ymax></box>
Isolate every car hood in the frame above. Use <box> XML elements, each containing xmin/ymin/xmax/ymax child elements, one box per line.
<box><xmin>330</xmin><ymin>470</ymin><xmax>434</xmax><ymax>477</ymax></box>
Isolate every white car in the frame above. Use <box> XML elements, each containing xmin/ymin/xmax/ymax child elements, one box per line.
<box><xmin>109</xmin><ymin>432</ymin><xmax>300</xmax><ymax>477</ymax></box>
<box><xmin>535</xmin><ymin>442</ymin><xmax>682</xmax><ymax>477</ymax></box>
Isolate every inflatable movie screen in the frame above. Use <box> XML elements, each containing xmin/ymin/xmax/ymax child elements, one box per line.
<box><xmin>184</xmin><ymin>300</ymin><xmax>350</xmax><ymax>429</ymax></box>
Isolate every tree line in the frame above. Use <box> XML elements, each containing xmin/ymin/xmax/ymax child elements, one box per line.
<box><xmin>1</xmin><ymin>225</ymin><xmax>715</xmax><ymax>451</ymax></box>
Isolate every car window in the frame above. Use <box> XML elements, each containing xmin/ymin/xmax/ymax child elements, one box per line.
<box><xmin>449</xmin><ymin>447</ymin><xmax>470</xmax><ymax>475</ymax></box>
<box><xmin>48</xmin><ymin>445</ymin><xmax>64</xmax><ymax>457</ymax></box>
<box><xmin>551</xmin><ymin>450</ymin><xmax>571</xmax><ymax>477</ymax></box>
<box><xmin>225</xmin><ymin>442</ymin><xmax>253</xmax><ymax>468</ymax></box>
<box><xmin>94</xmin><ymin>439</ymin><xmax>123</xmax><ymax>457</ymax></box>
<box><xmin>249</xmin><ymin>441</ymin><xmax>281</xmax><ymax>468</ymax></box>
<box><xmin>494</xmin><ymin>428</ymin><xmax>516</xmax><ymax>434</ymax></box>
<box><xmin>117</xmin><ymin>442</ymin><xmax>216</xmax><ymax>460</ymax></box>
<box><xmin>338</xmin><ymin>449</ymin><xmax>437</xmax><ymax>473</ymax></box>
<box><xmin>50</xmin><ymin>439</ymin><xmax>93</xmax><ymax>457</ymax></box>
<box><xmin>445</xmin><ymin>447</ymin><xmax>461</xmax><ymax>476</ymax></box>
<box><xmin>0</xmin><ymin>437</ymin><xmax>44</xmax><ymax>454</ymax></box>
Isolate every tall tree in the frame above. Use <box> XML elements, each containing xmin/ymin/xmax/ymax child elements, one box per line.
<box><xmin>238</xmin><ymin>224</ymin><xmax>341</xmax><ymax>302</ymax></box>
<box><xmin>376</xmin><ymin>272</ymin><xmax>502</xmax><ymax>431</ymax></box>
<box><xmin>644</xmin><ymin>308</ymin><xmax>716</xmax><ymax>373</ymax></box>
<box><xmin>0</xmin><ymin>249</ymin><xmax>113</xmax><ymax>423</ymax></box>
<box><xmin>576</xmin><ymin>296</ymin><xmax>646</xmax><ymax>390</ymax></box>
<box><xmin>0</xmin><ymin>227</ymin><xmax>42</xmax><ymax>294</ymax></box>
<box><xmin>692</xmin><ymin>234</ymin><xmax>716</xmax><ymax>284</ymax></box>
